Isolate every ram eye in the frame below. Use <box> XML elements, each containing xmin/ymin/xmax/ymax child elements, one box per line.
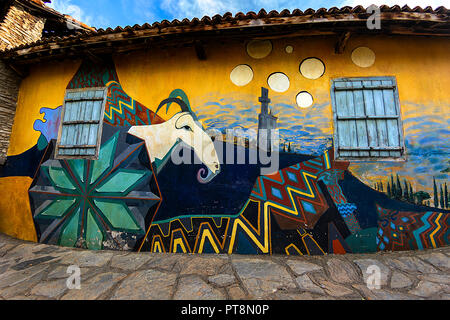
<box><xmin>183</xmin><ymin>125</ymin><xmax>193</xmax><ymax>132</ymax></box>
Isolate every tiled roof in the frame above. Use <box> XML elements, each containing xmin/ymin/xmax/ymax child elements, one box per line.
<box><xmin>73</xmin><ymin>5</ymin><xmax>449</xmax><ymax>33</ymax></box>
<box><xmin>2</xmin><ymin>5</ymin><xmax>449</xmax><ymax>62</ymax></box>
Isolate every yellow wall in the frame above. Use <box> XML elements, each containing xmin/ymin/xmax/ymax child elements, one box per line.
<box><xmin>8</xmin><ymin>59</ymin><xmax>81</xmax><ymax>156</ymax></box>
<box><xmin>114</xmin><ymin>34</ymin><xmax>450</xmax><ymax>117</ymax></box>
<box><xmin>0</xmin><ymin>177</ymin><xmax>36</xmax><ymax>241</ymax></box>
<box><xmin>7</xmin><ymin>35</ymin><xmax>450</xmax><ymax>160</ymax></box>
<box><xmin>114</xmin><ymin>34</ymin><xmax>450</xmax><ymax>192</ymax></box>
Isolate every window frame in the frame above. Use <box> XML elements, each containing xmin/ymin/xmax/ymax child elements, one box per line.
<box><xmin>330</xmin><ymin>76</ymin><xmax>406</xmax><ymax>162</ymax></box>
<box><xmin>55</xmin><ymin>87</ymin><xmax>108</xmax><ymax>160</ymax></box>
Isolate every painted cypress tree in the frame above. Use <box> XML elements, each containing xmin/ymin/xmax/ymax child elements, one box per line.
<box><xmin>433</xmin><ymin>177</ymin><xmax>438</xmax><ymax>208</ymax></box>
<box><xmin>445</xmin><ymin>183</ymin><xmax>448</xmax><ymax>209</ymax></box>
<box><xmin>403</xmin><ymin>179</ymin><xmax>409</xmax><ymax>201</ymax></box>
<box><xmin>380</xmin><ymin>181</ymin><xmax>384</xmax><ymax>192</ymax></box>
<box><xmin>396</xmin><ymin>174</ymin><xmax>402</xmax><ymax>199</ymax></box>
<box><xmin>387</xmin><ymin>180</ymin><xmax>391</xmax><ymax>198</ymax></box>
<box><xmin>391</xmin><ymin>174</ymin><xmax>396</xmax><ymax>199</ymax></box>
<box><xmin>440</xmin><ymin>185</ymin><xmax>445</xmax><ymax>208</ymax></box>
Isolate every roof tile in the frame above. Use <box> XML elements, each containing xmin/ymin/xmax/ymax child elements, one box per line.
<box><xmin>2</xmin><ymin>5</ymin><xmax>449</xmax><ymax>55</ymax></box>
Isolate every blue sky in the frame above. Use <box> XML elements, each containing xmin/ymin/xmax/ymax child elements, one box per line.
<box><xmin>48</xmin><ymin>0</ymin><xmax>449</xmax><ymax>29</ymax></box>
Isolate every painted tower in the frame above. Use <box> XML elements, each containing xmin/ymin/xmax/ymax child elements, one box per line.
<box><xmin>257</xmin><ymin>87</ymin><xmax>278</xmax><ymax>151</ymax></box>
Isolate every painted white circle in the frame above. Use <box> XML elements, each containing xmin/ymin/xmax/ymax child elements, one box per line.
<box><xmin>300</xmin><ymin>58</ymin><xmax>325</xmax><ymax>80</ymax></box>
<box><xmin>351</xmin><ymin>47</ymin><xmax>376</xmax><ymax>68</ymax></box>
<box><xmin>285</xmin><ymin>45</ymin><xmax>294</xmax><ymax>54</ymax></box>
<box><xmin>230</xmin><ymin>64</ymin><xmax>253</xmax><ymax>86</ymax></box>
<box><xmin>267</xmin><ymin>72</ymin><xmax>290</xmax><ymax>92</ymax></box>
<box><xmin>296</xmin><ymin>91</ymin><xmax>314</xmax><ymax>108</ymax></box>
<box><xmin>246</xmin><ymin>40</ymin><xmax>272</xmax><ymax>59</ymax></box>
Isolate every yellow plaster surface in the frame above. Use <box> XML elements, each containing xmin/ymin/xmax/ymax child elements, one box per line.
<box><xmin>0</xmin><ymin>177</ymin><xmax>36</xmax><ymax>242</ymax></box>
<box><xmin>7</xmin><ymin>59</ymin><xmax>81</xmax><ymax>156</ymax></box>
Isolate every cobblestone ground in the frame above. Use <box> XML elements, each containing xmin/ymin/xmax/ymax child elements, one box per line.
<box><xmin>0</xmin><ymin>233</ymin><xmax>449</xmax><ymax>300</ymax></box>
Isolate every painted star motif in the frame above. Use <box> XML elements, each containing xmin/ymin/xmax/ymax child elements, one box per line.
<box><xmin>30</xmin><ymin>131</ymin><xmax>160</xmax><ymax>250</ymax></box>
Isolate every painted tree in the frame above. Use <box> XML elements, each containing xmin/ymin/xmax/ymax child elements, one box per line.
<box><xmin>409</xmin><ymin>183</ymin><xmax>414</xmax><ymax>203</ymax></box>
<box><xmin>403</xmin><ymin>179</ymin><xmax>409</xmax><ymax>201</ymax></box>
<box><xmin>387</xmin><ymin>180</ymin><xmax>392</xmax><ymax>198</ymax></box>
<box><xmin>390</xmin><ymin>174</ymin><xmax>396</xmax><ymax>199</ymax></box>
<box><xmin>433</xmin><ymin>177</ymin><xmax>439</xmax><ymax>208</ymax></box>
<box><xmin>440</xmin><ymin>184</ymin><xmax>445</xmax><ymax>208</ymax></box>
<box><xmin>396</xmin><ymin>174</ymin><xmax>402</xmax><ymax>199</ymax></box>
<box><xmin>445</xmin><ymin>183</ymin><xmax>448</xmax><ymax>209</ymax></box>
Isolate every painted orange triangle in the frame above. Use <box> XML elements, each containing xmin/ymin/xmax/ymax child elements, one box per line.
<box><xmin>332</xmin><ymin>239</ymin><xmax>347</xmax><ymax>254</ymax></box>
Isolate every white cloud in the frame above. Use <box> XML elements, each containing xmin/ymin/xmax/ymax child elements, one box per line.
<box><xmin>160</xmin><ymin>0</ymin><xmax>237</xmax><ymax>20</ymax></box>
<box><xmin>47</xmin><ymin>0</ymin><xmax>93</xmax><ymax>25</ymax></box>
<box><xmin>342</xmin><ymin>0</ymin><xmax>450</xmax><ymax>9</ymax></box>
<box><xmin>158</xmin><ymin>0</ymin><xmax>450</xmax><ymax>22</ymax></box>
<box><xmin>159</xmin><ymin>0</ymin><xmax>322</xmax><ymax>20</ymax></box>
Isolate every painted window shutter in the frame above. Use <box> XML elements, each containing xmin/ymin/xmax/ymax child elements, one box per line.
<box><xmin>331</xmin><ymin>77</ymin><xmax>404</xmax><ymax>159</ymax></box>
<box><xmin>56</xmin><ymin>87</ymin><xmax>107</xmax><ymax>159</ymax></box>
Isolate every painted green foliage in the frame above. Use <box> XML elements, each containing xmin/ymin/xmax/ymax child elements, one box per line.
<box><xmin>35</xmin><ymin>132</ymin><xmax>150</xmax><ymax>249</ymax></box>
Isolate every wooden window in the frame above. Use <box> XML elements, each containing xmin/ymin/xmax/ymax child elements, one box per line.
<box><xmin>331</xmin><ymin>77</ymin><xmax>405</xmax><ymax>160</ymax></box>
<box><xmin>55</xmin><ymin>87</ymin><xmax>107</xmax><ymax>159</ymax></box>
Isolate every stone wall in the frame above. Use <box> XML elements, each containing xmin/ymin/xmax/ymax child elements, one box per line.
<box><xmin>0</xmin><ymin>2</ymin><xmax>46</xmax><ymax>163</ymax></box>
<box><xmin>0</xmin><ymin>2</ymin><xmax>46</xmax><ymax>50</ymax></box>
<box><xmin>0</xmin><ymin>61</ymin><xmax>21</xmax><ymax>164</ymax></box>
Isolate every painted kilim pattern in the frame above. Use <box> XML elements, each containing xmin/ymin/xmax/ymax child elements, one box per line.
<box><xmin>317</xmin><ymin>169</ymin><xmax>361</xmax><ymax>234</ymax></box>
<box><xmin>30</xmin><ymin>132</ymin><xmax>161</xmax><ymax>251</ymax></box>
<box><xmin>140</xmin><ymin>150</ymin><xmax>339</xmax><ymax>255</ymax></box>
<box><xmin>104</xmin><ymin>81</ymin><xmax>165</xmax><ymax>127</ymax></box>
<box><xmin>376</xmin><ymin>204</ymin><xmax>450</xmax><ymax>252</ymax></box>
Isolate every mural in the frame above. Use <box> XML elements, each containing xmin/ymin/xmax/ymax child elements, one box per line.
<box><xmin>0</xmin><ymin>37</ymin><xmax>449</xmax><ymax>254</ymax></box>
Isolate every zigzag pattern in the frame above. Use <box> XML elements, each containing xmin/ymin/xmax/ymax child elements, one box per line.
<box><xmin>318</xmin><ymin>169</ymin><xmax>361</xmax><ymax>234</ymax></box>
<box><xmin>103</xmin><ymin>81</ymin><xmax>165</xmax><ymax>127</ymax></box>
<box><xmin>317</xmin><ymin>170</ymin><xmax>347</xmax><ymax>204</ymax></box>
<box><xmin>376</xmin><ymin>204</ymin><xmax>450</xmax><ymax>252</ymax></box>
<box><xmin>337</xmin><ymin>203</ymin><xmax>357</xmax><ymax>217</ymax></box>
<box><xmin>141</xmin><ymin>198</ymin><xmax>269</xmax><ymax>254</ymax></box>
<box><xmin>67</xmin><ymin>62</ymin><xmax>118</xmax><ymax>89</ymax></box>
<box><xmin>250</xmin><ymin>157</ymin><xmax>329</xmax><ymax>230</ymax></box>
<box><xmin>140</xmin><ymin>152</ymin><xmax>338</xmax><ymax>255</ymax></box>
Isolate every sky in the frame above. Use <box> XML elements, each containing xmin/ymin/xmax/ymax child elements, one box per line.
<box><xmin>47</xmin><ymin>0</ymin><xmax>450</xmax><ymax>30</ymax></box>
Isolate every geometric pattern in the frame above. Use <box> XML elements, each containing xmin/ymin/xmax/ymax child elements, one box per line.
<box><xmin>328</xmin><ymin>222</ymin><xmax>352</xmax><ymax>254</ymax></box>
<box><xmin>103</xmin><ymin>81</ymin><xmax>165</xmax><ymax>127</ymax></box>
<box><xmin>67</xmin><ymin>60</ymin><xmax>119</xmax><ymax>90</ymax></box>
<box><xmin>29</xmin><ymin>131</ymin><xmax>161</xmax><ymax>250</ymax></box>
<box><xmin>376</xmin><ymin>204</ymin><xmax>450</xmax><ymax>252</ymax></box>
<box><xmin>139</xmin><ymin>151</ymin><xmax>336</xmax><ymax>255</ymax></box>
<box><xmin>36</xmin><ymin>61</ymin><xmax>447</xmax><ymax>256</ymax></box>
<box><xmin>317</xmin><ymin>169</ymin><xmax>361</xmax><ymax>234</ymax></box>
<box><xmin>336</xmin><ymin>203</ymin><xmax>357</xmax><ymax>217</ymax></box>
<box><xmin>66</xmin><ymin>61</ymin><xmax>165</xmax><ymax>128</ymax></box>
<box><xmin>336</xmin><ymin>203</ymin><xmax>361</xmax><ymax>234</ymax></box>
<box><xmin>251</xmin><ymin>157</ymin><xmax>330</xmax><ymax>231</ymax></box>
